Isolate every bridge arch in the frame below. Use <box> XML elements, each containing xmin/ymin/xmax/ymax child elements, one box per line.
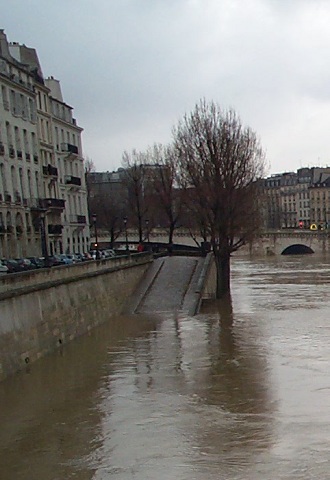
<box><xmin>281</xmin><ymin>244</ymin><xmax>314</xmax><ymax>255</ymax></box>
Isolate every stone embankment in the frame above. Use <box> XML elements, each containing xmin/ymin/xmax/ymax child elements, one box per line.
<box><xmin>0</xmin><ymin>254</ymin><xmax>152</xmax><ymax>381</ymax></box>
<box><xmin>0</xmin><ymin>252</ymin><xmax>215</xmax><ymax>382</ymax></box>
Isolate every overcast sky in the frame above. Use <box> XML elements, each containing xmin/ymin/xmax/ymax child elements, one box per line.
<box><xmin>2</xmin><ymin>0</ymin><xmax>330</xmax><ymax>174</ymax></box>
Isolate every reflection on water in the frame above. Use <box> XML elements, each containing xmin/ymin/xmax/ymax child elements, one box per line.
<box><xmin>1</xmin><ymin>254</ymin><xmax>330</xmax><ymax>478</ymax></box>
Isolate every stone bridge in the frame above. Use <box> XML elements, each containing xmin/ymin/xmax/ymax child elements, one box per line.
<box><xmin>96</xmin><ymin>228</ymin><xmax>330</xmax><ymax>256</ymax></box>
<box><xmin>249</xmin><ymin>231</ymin><xmax>330</xmax><ymax>256</ymax></box>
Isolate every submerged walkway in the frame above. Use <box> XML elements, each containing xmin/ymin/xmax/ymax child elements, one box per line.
<box><xmin>124</xmin><ymin>255</ymin><xmax>207</xmax><ymax>316</ymax></box>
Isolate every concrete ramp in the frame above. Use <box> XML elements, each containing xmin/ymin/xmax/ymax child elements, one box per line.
<box><xmin>124</xmin><ymin>256</ymin><xmax>206</xmax><ymax>316</ymax></box>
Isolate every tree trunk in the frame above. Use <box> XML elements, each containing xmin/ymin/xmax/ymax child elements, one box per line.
<box><xmin>138</xmin><ymin>219</ymin><xmax>143</xmax><ymax>242</ymax></box>
<box><xmin>215</xmin><ymin>252</ymin><xmax>231</xmax><ymax>298</ymax></box>
<box><xmin>168</xmin><ymin>222</ymin><xmax>175</xmax><ymax>245</ymax></box>
<box><xmin>110</xmin><ymin>228</ymin><xmax>115</xmax><ymax>248</ymax></box>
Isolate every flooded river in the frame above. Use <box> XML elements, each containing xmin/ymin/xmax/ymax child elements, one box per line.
<box><xmin>1</xmin><ymin>254</ymin><xmax>330</xmax><ymax>479</ymax></box>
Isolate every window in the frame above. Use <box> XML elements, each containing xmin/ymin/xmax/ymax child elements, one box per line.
<box><xmin>55</xmin><ymin>127</ymin><xmax>59</xmax><ymax>149</ymax></box>
<box><xmin>31</xmin><ymin>132</ymin><xmax>37</xmax><ymax>155</ymax></box>
<box><xmin>27</xmin><ymin>170</ymin><xmax>32</xmax><ymax>198</ymax></box>
<box><xmin>14</xmin><ymin>126</ymin><xmax>21</xmax><ymax>151</ymax></box>
<box><xmin>6</xmin><ymin>122</ymin><xmax>13</xmax><ymax>146</ymax></box>
<box><xmin>11</xmin><ymin>165</ymin><xmax>17</xmax><ymax>194</ymax></box>
<box><xmin>0</xmin><ymin>163</ymin><xmax>6</xmax><ymax>193</ymax></box>
<box><xmin>19</xmin><ymin>168</ymin><xmax>24</xmax><ymax>198</ymax></box>
<box><xmin>35</xmin><ymin>171</ymin><xmax>39</xmax><ymax>197</ymax></box>
<box><xmin>10</xmin><ymin>89</ymin><xmax>16</xmax><ymax>115</ymax></box>
<box><xmin>43</xmin><ymin>94</ymin><xmax>48</xmax><ymax>112</ymax></box>
<box><xmin>23</xmin><ymin>129</ymin><xmax>29</xmax><ymax>153</ymax></box>
<box><xmin>1</xmin><ymin>86</ymin><xmax>8</xmax><ymax>110</ymax></box>
<box><xmin>29</xmin><ymin>98</ymin><xmax>36</xmax><ymax>122</ymax></box>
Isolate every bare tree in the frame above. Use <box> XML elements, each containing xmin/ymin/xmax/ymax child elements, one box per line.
<box><xmin>147</xmin><ymin>143</ymin><xmax>183</xmax><ymax>245</ymax></box>
<box><xmin>173</xmin><ymin>99</ymin><xmax>266</xmax><ymax>297</ymax></box>
<box><xmin>84</xmin><ymin>156</ymin><xmax>96</xmax><ymax>219</ymax></box>
<box><xmin>122</xmin><ymin>149</ymin><xmax>148</xmax><ymax>242</ymax></box>
<box><xmin>89</xmin><ymin>194</ymin><xmax>124</xmax><ymax>248</ymax></box>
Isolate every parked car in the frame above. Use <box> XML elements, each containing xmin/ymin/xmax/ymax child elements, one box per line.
<box><xmin>90</xmin><ymin>250</ymin><xmax>97</xmax><ymax>260</ymax></box>
<box><xmin>82</xmin><ymin>252</ymin><xmax>93</xmax><ymax>261</ymax></box>
<box><xmin>27</xmin><ymin>257</ymin><xmax>46</xmax><ymax>269</ymax></box>
<box><xmin>103</xmin><ymin>249</ymin><xmax>116</xmax><ymax>258</ymax></box>
<box><xmin>66</xmin><ymin>254</ymin><xmax>83</xmax><ymax>263</ymax></box>
<box><xmin>59</xmin><ymin>254</ymin><xmax>74</xmax><ymax>265</ymax></box>
<box><xmin>0</xmin><ymin>260</ymin><xmax>8</xmax><ymax>275</ymax></box>
<box><xmin>15</xmin><ymin>258</ymin><xmax>35</xmax><ymax>271</ymax></box>
<box><xmin>2</xmin><ymin>259</ymin><xmax>25</xmax><ymax>273</ymax></box>
<box><xmin>46</xmin><ymin>255</ymin><xmax>66</xmax><ymax>267</ymax></box>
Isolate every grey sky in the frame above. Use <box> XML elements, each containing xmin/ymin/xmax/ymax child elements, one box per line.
<box><xmin>2</xmin><ymin>0</ymin><xmax>330</xmax><ymax>174</ymax></box>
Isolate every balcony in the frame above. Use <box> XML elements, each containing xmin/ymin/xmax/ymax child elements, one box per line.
<box><xmin>65</xmin><ymin>175</ymin><xmax>81</xmax><ymax>186</ymax></box>
<box><xmin>61</xmin><ymin>143</ymin><xmax>79</xmax><ymax>155</ymax></box>
<box><xmin>4</xmin><ymin>192</ymin><xmax>11</xmax><ymax>203</ymax></box>
<box><xmin>9</xmin><ymin>147</ymin><xmax>15</xmax><ymax>158</ymax></box>
<box><xmin>6</xmin><ymin>225</ymin><xmax>13</xmax><ymax>234</ymax></box>
<box><xmin>77</xmin><ymin>214</ymin><xmax>86</xmax><ymax>224</ymax></box>
<box><xmin>15</xmin><ymin>192</ymin><xmax>22</xmax><ymax>204</ymax></box>
<box><xmin>33</xmin><ymin>154</ymin><xmax>39</xmax><ymax>163</ymax></box>
<box><xmin>17</xmin><ymin>150</ymin><xmax>23</xmax><ymax>159</ymax></box>
<box><xmin>28</xmin><ymin>197</ymin><xmax>65</xmax><ymax>211</ymax></box>
<box><xmin>0</xmin><ymin>225</ymin><xmax>5</xmax><ymax>234</ymax></box>
<box><xmin>48</xmin><ymin>224</ymin><xmax>63</xmax><ymax>235</ymax></box>
<box><xmin>25</xmin><ymin>152</ymin><xmax>31</xmax><ymax>160</ymax></box>
<box><xmin>42</xmin><ymin>164</ymin><xmax>58</xmax><ymax>177</ymax></box>
<box><xmin>16</xmin><ymin>225</ymin><xmax>23</xmax><ymax>235</ymax></box>
<box><xmin>70</xmin><ymin>214</ymin><xmax>86</xmax><ymax>224</ymax></box>
<box><xmin>42</xmin><ymin>198</ymin><xmax>65</xmax><ymax>210</ymax></box>
<box><xmin>27</xmin><ymin>198</ymin><xmax>41</xmax><ymax>210</ymax></box>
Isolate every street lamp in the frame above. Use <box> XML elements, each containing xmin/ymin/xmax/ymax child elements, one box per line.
<box><xmin>123</xmin><ymin>216</ymin><xmax>128</xmax><ymax>252</ymax></box>
<box><xmin>92</xmin><ymin>213</ymin><xmax>99</xmax><ymax>259</ymax></box>
<box><xmin>39</xmin><ymin>211</ymin><xmax>49</xmax><ymax>264</ymax></box>
<box><xmin>145</xmin><ymin>218</ymin><xmax>150</xmax><ymax>242</ymax></box>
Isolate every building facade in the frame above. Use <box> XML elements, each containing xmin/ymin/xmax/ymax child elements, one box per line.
<box><xmin>0</xmin><ymin>30</ymin><xmax>89</xmax><ymax>258</ymax></box>
<box><xmin>263</xmin><ymin>167</ymin><xmax>330</xmax><ymax>230</ymax></box>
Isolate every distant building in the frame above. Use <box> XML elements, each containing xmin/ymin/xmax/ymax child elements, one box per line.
<box><xmin>88</xmin><ymin>169</ymin><xmax>128</xmax><ymax>204</ymax></box>
<box><xmin>0</xmin><ymin>29</ymin><xmax>89</xmax><ymax>258</ymax></box>
<box><xmin>309</xmin><ymin>168</ymin><xmax>330</xmax><ymax>229</ymax></box>
<box><xmin>263</xmin><ymin>167</ymin><xmax>330</xmax><ymax>230</ymax></box>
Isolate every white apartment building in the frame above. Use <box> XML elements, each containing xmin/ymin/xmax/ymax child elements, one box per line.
<box><xmin>0</xmin><ymin>29</ymin><xmax>89</xmax><ymax>258</ymax></box>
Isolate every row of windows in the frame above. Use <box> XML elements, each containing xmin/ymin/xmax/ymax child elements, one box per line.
<box><xmin>0</xmin><ymin>59</ymin><xmax>33</xmax><ymax>89</ymax></box>
<box><xmin>39</xmin><ymin>118</ymin><xmax>78</xmax><ymax>150</ymax></box>
<box><xmin>0</xmin><ymin>121</ymin><xmax>81</xmax><ymax>177</ymax></box>
<box><xmin>0</xmin><ymin>162</ymin><xmax>85</xmax><ymax>216</ymax></box>
<box><xmin>0</xmin><ymin>85</ymin><xmax>37</xmax><ymax>124</ymax></box>
<box><xmin>54</xmin><ymin>126</ymin><xmax>77</xmax><ymax>149</ymax></box>
<box><xmin>298</xmin><ymin>192</ymin><xmax>309</xmax><ymax>200</ymax></box>
<box><xmin>0</xmin><ymin>162</ymin><xmax>40</xmax><ymax>200</ymax></box>
<box><xmin>310</xmin><ymin>194</ymin><xmax>330</xmax><ymax>201</ymax></box>
<box><xmin>36</xmin><ymin>90</ymin><xmax>75</xmax><ymax>127</ymax></box>
<box><xmin>1</xmin><ymin>88</ymin><xmax>78</xmax><ymax>152</ymax></box>
<box><xmin>0</xmin><ymin>120</ymin><xmax>37</xmax><ymax>156</ymax></box>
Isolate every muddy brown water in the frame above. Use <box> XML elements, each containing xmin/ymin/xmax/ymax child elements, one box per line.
<box><xmin>1</xmin><ymin>254</ymin><xmax>330</xmax><ymax>479</ymax></box>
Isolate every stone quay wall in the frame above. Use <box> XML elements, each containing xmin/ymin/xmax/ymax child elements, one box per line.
<box><xmin>0</xmin><ymin>254</ymin><xmax>152</xmax><ymax>381</ymax></box>
<box><xmin>196</xmin><ymin>253</ymin><xmax>216</xmax><ymax>305</ymax></box>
